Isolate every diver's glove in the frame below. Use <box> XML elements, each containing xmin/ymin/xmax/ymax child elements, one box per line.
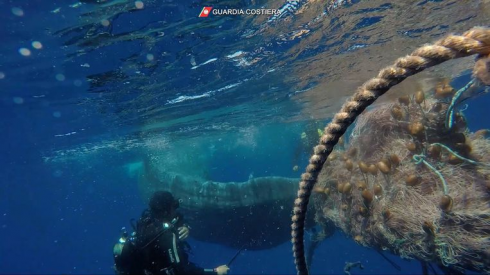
<box><xmin>214</xmin><ymin>265</ymin><xmax>230</xmax><ymax>275</ymax></box>
<box><xmin>178</xmin><ymin>225</ymin><xmax>190</xmax><ymax>240</ymax></box>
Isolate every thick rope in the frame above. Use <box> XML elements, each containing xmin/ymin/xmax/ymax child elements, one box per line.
<box><xmin>292</xmin><ymin>27</ymin><xmax>490</xmax><ymax>275</ymax></box>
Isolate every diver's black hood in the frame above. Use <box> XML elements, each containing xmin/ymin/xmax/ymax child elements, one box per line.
<box><xmin>149</xmin><ymin>191</ymin><xmax>179</xmax><ymax>215</ymax></box>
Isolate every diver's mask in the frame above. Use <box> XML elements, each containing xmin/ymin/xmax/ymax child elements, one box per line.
<box><xmin>162</xmin><ymin>197</ymin><xmax>181</xmax><ymax>228</ymax></box>
<box><xmin>172</xmin><ymin>198</ymin><xmax>182</xmax><ymax>209</ymax></box>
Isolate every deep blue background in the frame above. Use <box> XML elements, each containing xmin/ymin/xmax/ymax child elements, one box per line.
<box><xmin>3</xmin><ymin>79</ymin><xmax>487</xmax><ymax>275</ymax></box>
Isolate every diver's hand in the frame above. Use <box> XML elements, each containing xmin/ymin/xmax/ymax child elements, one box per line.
<box><xmin>178</xmin><ymin>226</ymin><xmax>189</xmax><ymax>240</ymax></box>
<box><xmin>214</xmin><ymin>265</ymin><xmax>229</xmax><ymax>275</ymax></box>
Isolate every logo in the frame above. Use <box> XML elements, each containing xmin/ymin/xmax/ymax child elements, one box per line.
<box><xmin>199</xmin><ymin>7</ymin><xmax>212</xmax><ymax>17</ymax></box>
<box><xmin>168</xmin><ymin>248</ymin><xmax>175</xmax><ymax>262</ymax></box>
<box><xmin>198</xmin><ymin>7</ymin><xmax>280</xmax><ymax>17</ymax></box>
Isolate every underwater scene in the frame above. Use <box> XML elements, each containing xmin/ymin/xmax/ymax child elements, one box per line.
<box><xmin>1</xmin><ymin>0</ymin><xmax>490</xmax><ymax>274</ymax></box>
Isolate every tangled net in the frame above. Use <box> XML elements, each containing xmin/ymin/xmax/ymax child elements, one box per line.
<box><xmin>291</xmin><ymin>27</ymin><xmax>490</xmax><ymax>275</ymax></box>
<box><xmin>314</xmin><ymin>89</ymin><xmax>490</xmax><ymax>272</ymax></box>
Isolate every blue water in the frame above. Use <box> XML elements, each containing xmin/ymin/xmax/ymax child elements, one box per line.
<box><xmin>1</xmin><ymin>0</ymin><xmax>489</xmax><ymax>274</ymax></box>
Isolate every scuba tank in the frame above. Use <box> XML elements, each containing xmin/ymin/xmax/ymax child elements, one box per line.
<box><xmin>113</xmin><ymin>227</ymin><xmax>141</xmax><ymax>275</ymax></box>
<box><xmin>113</xmin><ymin>227</ymin><xmax>129</xmax><ymax>257</ymax></box>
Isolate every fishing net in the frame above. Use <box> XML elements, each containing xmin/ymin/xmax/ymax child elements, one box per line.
<box><xmin>291</xmin><ymin>27</ymin><xmax>490</xmax><ymax>274</ymax></box>
<box><xmin>312</xmin><ymin>86</ymin><xmax>490</xmax><ymax>273</ymax></box>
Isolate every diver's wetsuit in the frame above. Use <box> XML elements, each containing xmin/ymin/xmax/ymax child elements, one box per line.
<box><xmin>116</xmin><ymin>210</ymin><xmax>217</xmax><ymax>275</ymax></box>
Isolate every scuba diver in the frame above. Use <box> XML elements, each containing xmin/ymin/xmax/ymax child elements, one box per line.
<box><xmin>113</xmin><ymin>191</ymin><xmax>230</xmax><ymax>275</ymax></box>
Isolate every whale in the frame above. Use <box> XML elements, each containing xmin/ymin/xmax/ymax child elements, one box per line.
<box><xmin>136</xmin><ymin>158</ymin><xmax>315</xmax><ymax>250</ymax></box>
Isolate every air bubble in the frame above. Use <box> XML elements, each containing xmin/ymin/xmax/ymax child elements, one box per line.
<box><xmin>135</xmin><ymin>1</ymin><xmax>144</xmax><ymax>9</ymax></box>
<box><xmin>19</xmin><ymin>48</ymin><xmax>31</xmax><ymax>56</ymax></box>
